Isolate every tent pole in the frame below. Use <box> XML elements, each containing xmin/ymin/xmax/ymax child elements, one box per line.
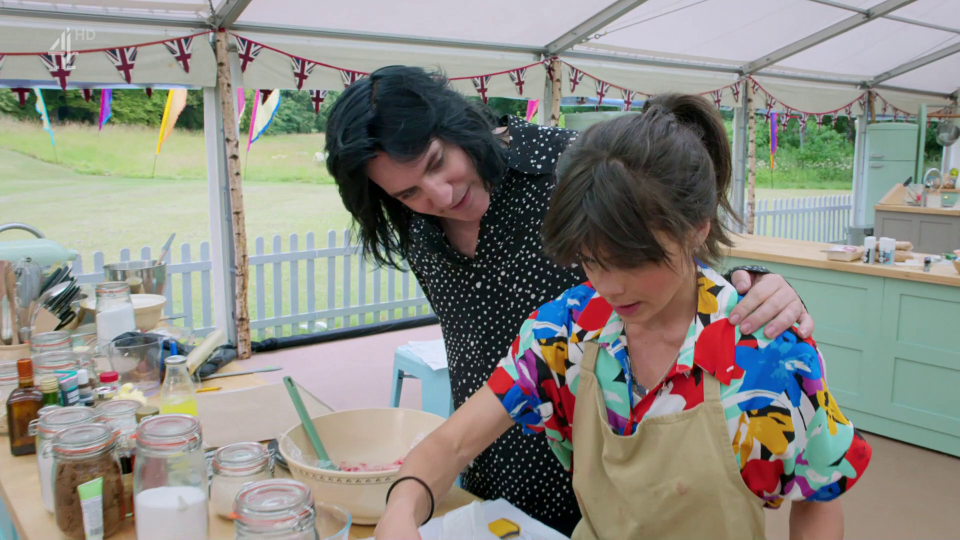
<box><xmin>746</xmin><ymin>82</ymin><xmax>757</xmax><ymax>235</ymax></box>
<box><xmin>550</xmin><ymin>58</ymin><xmax>562</xmax><ymax>127</ymax></box>
<box><xmin>214</xmin><ymin>30</ymin><xmax>252</xmax><ymax>360</ymax></box>
<box><xmin>868</xmin><ymin>90</ymin><xmax>877</xmax><ymax>124</ymax></box>
<box><xmin>730</xmin><ymin>79</ymin><xmax>749</xmax><ymax>232</ymax></box>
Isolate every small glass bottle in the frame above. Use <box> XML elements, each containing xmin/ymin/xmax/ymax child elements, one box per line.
<box><xmin>211</xmin><ymin>442</ymin><xmax>274</xmax><ymax>518</ymax></box>
<box><xmin>133</xmin><ymin>414</ymin><xmax>209</xmax><ymax>540</ymax></box>
<box><xmin>233</xmin><ymin>479</ymin><xmax>320</xmax><ymax>540</ymax></box>
<box><xmin>77</xmin><ymin>369</ymin><xmax>95</xmax><ymax>407</ymax></box>
<box><xmin>95</xmin><ymin>282</ymin><xmax>136</xmax><ymax>350</ymax></box>
<box><xmin>160</xmin><ymin>356</ymin><xmax>197</xmax><ymax>417</ymax></box>
<box><xmin>6</xmin><ymin>358</ymin><xmax>44</xmax><ymax>456</ymax></box>
<box><xmin>97</xmin><ymin>399</ymin><xmax>142</xmax><ymax>518</ymax></box>
<box><xmin>39</xmin><ymin>376</ymin><xmax>61</xmax><ymax>406</ymax></box>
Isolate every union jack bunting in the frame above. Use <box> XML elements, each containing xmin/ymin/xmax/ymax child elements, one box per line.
<box><xmin>290</xmin><ymin>57</ymin><xmax>316</xmax><ymax>90</ymax></box>
<box><xmin>235</xmin><ymin>36</ymin><xmax>263</xmax><ymax>73</ymax></box>
<box><xmin>799</xmin><ymin>114</ymin><xmax>809</xmax><ymax>131</ymax></box>
<box><xmin>82</xmin><ymin>89</ymin><xmax>92</xmax><ymax>102</ymax></box>
<box><xmin>472</xmin><ymin>75</ymin><xmax>492</xmax><ymax>103</ymax></box>
<box><xmin>569</xmin><ymin>67</ymin><xmax>584</xmax><ymax>93</ymax></box>
<box><xmin>765</xmin><ymin>96</ymin><xmax>777</xmax><ymax>111</ymax></box>
<box><xmin>621</xmin><ymin>88</ymin><xmax>637</xmax><ymax>111</ymax></box>
<box><xmin>164</xmin><ymin>37</ymin><xmax>194</xmax><ymax>73</ymax></box>
<box><xmin>340</xmin><ymin>69</ymin><xmax>364</xmax><ymax>90</ymax></box>
<box><xmin>833</xmin><ymin>113</ymin><xmax>840</xmax><ymax>127</ymax></box>
<box><xmin>542</xmin><ymin>59</ymin><xmax>555</xmax><ymax>81</ymax></box>
<box><xmin>309</xmin><ymin>89</ymin><xmax>327</xmax><ymax>113</ymax></box>
<box><xmin>104</xmin><ymin>47</ymin><xmax>138</xmax><ymax>83</ymax></box>
<box><xmin>710</xmin><ymin>89</ymin><xmax>723</xmax><ymax>108</ymax></box>
<box><xmin>780</xmin><ymin>111</ymin><xmax>790</xmax><ymax>128</ymax></box>
<box><xmin>145</xmin><ymin>88</ymin><xmax>153</xmax><ymax>98</ymax></box>
<box><xmin>815</xmin><ymin>114</ymin><xmax>825</xmax><ymax>130</ymax></box>
<box><xmin>857</xmin><ymin>95</ymin><xmax>867</xmax><ymax>113</ymax></box>
<box><xmin>11</xmin><ymin>88</ymin><xmax>30</xmax><ymax>107</ymax></box>
<box><xmin>844</xmin><ymin>104</ymin><xmax>853</xmax><ymax>118</ymax></box>
<box><xmin>0</xmin><ymin>54</ymin><xmax>4</xmax><ymax>73</ymax></box>
<box><xmin>880</xmin><ymin>100</ymin><xmax>888</xmax><ymax>116</ymax></box>
<box><xmin>730</xmin><ymin>83</ymin><xmax>741</xmax><ymax>103</ymax></box>
<box><xmin>751</xmin><ymin>80</ymin><xmax>761</xmax><ymax>96</ymax></box>
<box><xmin>893</xmin><ymin>109</ymin><xmax>900</xmax><ymax>121</ymax></box>
<box><xmin>40</xmin><ymin>53</ymin><xmax>77</xmax><ymax>90</ymax></box>
<box><xmin>509</xmin><ymin>68</ymin><xmax>526</xmax><ymax>96</ymax></box>
<box><xmin>595</xmin><ymin>79</ymin><xmax>611</xmax><ymax>107</ymax></box>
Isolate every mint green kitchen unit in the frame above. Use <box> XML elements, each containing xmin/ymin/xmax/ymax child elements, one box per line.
<box><xmin>863</xmin><ymin>123</ymin><xmax>919</xmax><ymax>226</ymax></box>
<box><xmin>726</xmin><ymin>243</ymin><xmax>960</xmax><ymax>457</ymax></box>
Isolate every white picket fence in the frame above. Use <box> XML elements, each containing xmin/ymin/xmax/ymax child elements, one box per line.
<box><xmin>752</xmin><ymin>194</ymin><xmax>852</xmax><ymax>243</ymax></box>
<box><xmin>72</xmin><ymin>231</ymin><xmax>430</xmax><ymax>339</ymax></box>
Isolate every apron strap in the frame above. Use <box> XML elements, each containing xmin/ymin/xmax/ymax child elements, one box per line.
<box><xmin>701</xmin><ymin>369</ymin><xmax>721</xmax><ymax>402</ymax></box>
<box><xmin>582</xmin><ymin>341</ymin><xmax>601</xmax><ymax>374</ymax></box>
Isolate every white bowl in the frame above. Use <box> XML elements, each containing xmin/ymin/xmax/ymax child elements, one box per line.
<box><xmin>279</xmin><ymin>408</ymin><xmax>448</xmax><ymax>525</ymax></box>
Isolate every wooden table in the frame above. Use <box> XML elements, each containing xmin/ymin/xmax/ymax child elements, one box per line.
<box><xmin>0</xmin><ymin>361</ymin><xmax>476</xmax><ymax>540</ymax></box>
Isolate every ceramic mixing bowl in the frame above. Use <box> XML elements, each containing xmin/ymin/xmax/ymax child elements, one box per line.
<box><xmin>279</xmin><ymin>408</ymin><xmax>448</xmax><ymax>525</ymax></box>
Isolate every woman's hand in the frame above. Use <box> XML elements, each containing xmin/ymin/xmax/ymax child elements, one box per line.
<box><xmin>728</xmin><ymin>271</ymin><xmax>814</xmax><ymax>338</ymax></box>
<box><xmin>374</xmin><ymin>504</ymin><xmax>423</xmax><ymax>540</ymax></box>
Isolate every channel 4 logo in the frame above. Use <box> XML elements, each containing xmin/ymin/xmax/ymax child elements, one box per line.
<box><xmin>49</xmin><ymin>28</ymin><xmax>97</xmax><ymax>69</ymax></box>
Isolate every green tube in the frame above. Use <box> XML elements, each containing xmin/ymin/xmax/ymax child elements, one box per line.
<box><xmin>77</xmin><ymin>477</ymin><xmax>104</xmax><ymax>540</ymax></box>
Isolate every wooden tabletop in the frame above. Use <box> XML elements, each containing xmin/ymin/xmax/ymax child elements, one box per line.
<box><xmin>0</xmin><ymin>361</ymin><xmax>477</xmax><ymax>540</ymax></box>
<box><xmin>728</xmin><ymin>235</ymin><xmax>960</xmax><ymax>287</ymax></box>
<box><xmin>874</xmin><ymin>203</ymin><xmax>960</xmax><ymax>217</ymax></box>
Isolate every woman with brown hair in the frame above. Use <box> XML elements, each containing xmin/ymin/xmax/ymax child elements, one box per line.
<box><xmin>374</xmin><ymin>94</ymin><xmax>871</xmax><ymax>540</ymax></box>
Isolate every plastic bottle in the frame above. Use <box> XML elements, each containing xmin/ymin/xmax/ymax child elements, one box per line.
<box><xmin>77</xmin><ymin>369</ymin><xmax>95</xmax><ymax>407</ymax></box>
<box><xmin>159</xmin><ymin>356</ymin><xmax>197</xmax><ymax>417</ymax></box>
<box><xmin>863</xmin><ymin>236</ymin><xmax>876</xmax><ymax>264</ymax></box>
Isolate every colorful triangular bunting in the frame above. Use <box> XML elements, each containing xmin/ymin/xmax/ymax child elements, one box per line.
<box><xmin>164</xmin><ymin>37</ymin><xmax>194</xmax><ymax>73</ymax></box>
<box><xmin>104</xmin><ymin>47</ymin><xmax>138</xmax><ymax>83</ymax></box>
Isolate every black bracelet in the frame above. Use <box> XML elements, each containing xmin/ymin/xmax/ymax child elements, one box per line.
<box><xmin>386</xmin><ymin>476</ymin><xmax>435</xmax><ymax>527</ymax></box>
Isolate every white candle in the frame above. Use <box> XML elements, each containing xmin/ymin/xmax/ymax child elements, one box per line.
<box><xmin>134</xmin><ymin>486</ymin><xmax>209</xmax><ymax>540</ymax></box>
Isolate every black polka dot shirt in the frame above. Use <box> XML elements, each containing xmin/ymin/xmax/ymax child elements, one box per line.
<box><xmin>406</xmin><ymin>116</ymin><xmax>584</xmax><ymax>536</ymax></box>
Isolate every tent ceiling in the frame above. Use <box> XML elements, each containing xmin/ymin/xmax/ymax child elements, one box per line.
<box><xmin>0</xmin><ymin>0</ymin><xmax>957</xmax><ymax>104</ymax></box>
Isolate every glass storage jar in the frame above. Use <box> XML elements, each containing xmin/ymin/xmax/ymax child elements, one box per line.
<box><xmin>96</xmin><ymin>399</ymin><xmax>141</xmax><ymax>517</ymax></box>
<box><xmin>30</xmin><ymin>407</ymin><xmax>97</xmax><ymax>514</ymax></box>
<box><xmin>233</xmin><ymin>479</ymin><xmax>322</xmax><ymax>540</ymax></box>
<box><xmin>94</xmin><ymin>282</ymin><xmax>136</xmax><ymax>350</ymax></box>
<box><xmin>33</xmin><ymin>351</ymin><xmax>80</xmax><ymax>382</ymax></box>
<box><xmin>30</xmin><ymin>331</ymin><xmax>73</xmax><ymax>356</ymax></box>
<box><xmin>210</xmin><ymin>442</ymin><xmax>274</xmax><ymax>518</ymax></box>
<box><xmin>133</xmin><ymin>414</ymin><xmax>209</xmax><ymax>540</ymax></box>
<box><xmin>52</xmin><ymin>423</ymin><xmax>126</xmax><ymax>540</ymax></box>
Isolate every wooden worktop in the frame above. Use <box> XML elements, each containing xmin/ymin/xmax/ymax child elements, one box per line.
<box><xmin>875</xmin><ymin>183</ymin><xmax>960</xmax><ymax>217</ymax></box>
<box><xmin>0</xmin><ymin>361</ymin><xmax>476</xmax><ymax>540</ymax></box>
<box><xmin>727</xmin><ymin>235</ymin><xmax>960</xmax><ymax>287</ymax></box>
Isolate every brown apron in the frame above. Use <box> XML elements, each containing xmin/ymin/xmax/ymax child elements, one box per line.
<box><xmin>570</xmin><ymin>342</ymin><xmax>766</xmax><ymax>540</ymax></box>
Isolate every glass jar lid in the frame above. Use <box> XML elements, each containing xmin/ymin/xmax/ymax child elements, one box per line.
<box><xmin>53</xmin><ymin>423</ymin><xmax>118</xmax><ymax>457</ymax></box>
<box><xmin>213</xmin><ymin>442</ymin><xmax>271</xmax><ymax>476</ymax></box>
<box><xmin>234</xmin><ymin>479</ymin><xmax>315</xmax><ymax>531</ymax></box>
<box><xmin>36</xmin><ymin>407</ymin><xmax>96</xmax><ymax>436</ymax></box>
<box><xmin>95</xmin><ymin>399</ymin><xmax>141</xmax><ymax>420</ymax></box>
<box><xmin>95</xmin><ymin>281</ymin><xmax>130</xmax><ymax>296</ymax></box>
<box><xmin>136</xmin><ymin>414</ymin><xmax>202</xmax><ymax>451</ymax></box>
<box><xmin>38</xmin><ymin>404</ymin><xmax>63</xmax><ymax>417</ymax></box>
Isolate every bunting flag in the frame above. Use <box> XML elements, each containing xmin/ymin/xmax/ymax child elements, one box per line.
<box><xmin>710</xmin><ymin>89</ymin><xmax>723</xmax><ymax>108</ymax></box>
<box><xmin>11</xmin><ymin>88</ymin><xmax>30</xmax><ymax>107</ymax></box>
<box><xmin>542</xmin><ymin>59</ymin><xmax>555</xmax><ymax>81</ymax></box>
<box><xmin>799</xmin><ymin>114</ymin><xmax>809</xmax><ymax>131</ymax></box>
<box><xmin>34</xmin><ymin>89</ymin><xmax>54</xmax><ymax>147</ymax></box>
<box><xmin>595</xmin><ymin>79</ymin><xmax>611</xmax><ymax>107</ymax></box>
<box><xmin>569</xmin><ymin>67</ymin><xmax>584</xmax><ymax>93</ymax></box>
<box><xmin>509</xmin><ymin>68</ymin><xmax>526</xmax><ymax>96</ymax></box>
<box><xmin>290</xmin><ymin>57</ymin><xmax>316</xmax><ymax>90</ymax></box>
<box><xmin>237</xmin><ymin>88</ymin><xmax>246</xmax><ymax>123</ymax></box>
<box><xmin>82</xmin><ymin>89</ymin><xmax>92</xmax><ymax>102</ymax></box>
<box><xmin>40</xmin><ymin>53</ymin><xmax>76</xmax><ymax>90</ymax></box>
<box><xmin>752</xmin><ymin>80</ymin><xmax>761</xmax><ymax>97</ymax></box>
<box><xmin>880</xmin><ymin>100</ymin><xmax>888</xmax><ymax>117</ymax></box>
<box><xmin>309</xmin><ymin>89</ymin><xmax>327</xmax><ymax>113</ymax></box>
<box><xmin>857</xmin><ymin>95</ymin><xmax>867</xmax><ymax>114</ymax></box>
<box><xmin>525</xmin><ymin>99</ymin><xmax>539</xmax><ymax>122</ymax></box>
<box><xmin>164</xmin><ymin>37</ymin><xmax>194</xmax><ymax>73</ymax></box>
<box><xmin>621</xmin><ymin>88</ymin><xmax>637</xmax><ymax>111</ymax></box>
<box><xmin>259</xmin><ymin>89</ymin><xmax>273</xmax><ymax>104</ymax></box>
<box><xmin>145</xmin><ymin>88</ymin><xmax>154</xmax><ymax>98</ymax></box>
<box><xmin>235</xmin><ymin>36</ymin><xmax>263</xmax><ymax>73</ymax></box>
<box><xmin>844</xmin><ymin>104</ymin><xmax>853</xmax><ymax>118</ymax></box>
<box><xmin>99</xmin><ymin>89</ymin><xmax>112</xmax><ymax>131</ymax></box>
<box><xmin>0</xmin><ymin>54</ymin><xmax>4</xmax><ymax>73</ymax></box>
<box><xmin>893</xmin><ymin>110</ymin><xmax>899</xmax><ymax>121</ymax></box>
<box><xmin>104</xmin><ymin>47</ymin><xmax>138</xmax><ymax>83</ymax></box>
<box><xmin>815</xmin><ymin>114</ymin><xmax>825</xmax><ymax>130</ymax></box>
<box><xmin>248</xmin><ymin>88</ymin><xmax>281</xmax><ymax>151</ymax></box>
<box><xmin>472</xmin><ymin>75</ymin><xmax>492</xmax><ymax>103</ymax></box>
<box><xmin>731</xmin><ymin>83</ymin><xmax>741</xmax><ymax>103</ymax></box>
<box><xmin>770</xmin><ymin>112</ymin><xmax>778</xmax><ymax>170</ymax></box>
<box><xmin>156</xmin><ymin>89</ymin><xmax>188</xmax><ymax>154</ymax></box>
<box><xmin>780</xmin><ymin>111</ymin><xmax>790</xmax><ymax>129</ymax></box>
<box><xmin>340</xmin><ymin>69</ymin><xmax>364</xmax><ymax>90</ymax></box>
<box><xmin>832</xmin><ymin>114</ymin><xmax>840</xmax><ymax>127</ymax></box>
<box><xmin>765</xmin><ymin>95</ymin><xmax>777</xmax><ymax>110</ymax></box>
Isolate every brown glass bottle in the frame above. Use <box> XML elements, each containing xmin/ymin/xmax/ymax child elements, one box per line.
<box><xmin>6</xmin><ymin>358</ymin><xmax>43</xmax><ymax>456</ymax></box>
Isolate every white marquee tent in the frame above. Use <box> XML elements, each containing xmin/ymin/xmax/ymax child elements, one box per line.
<box><xmin>1</xmin><ymin>0</ymin><xmax>958</xmax><ymax>347</ymax></box>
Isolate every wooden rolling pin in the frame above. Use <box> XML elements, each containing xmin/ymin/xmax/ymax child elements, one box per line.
<box><xmin>186</xmin><ymin>329</ymin><xmax>227</xmax><ymax>375</ymax></box>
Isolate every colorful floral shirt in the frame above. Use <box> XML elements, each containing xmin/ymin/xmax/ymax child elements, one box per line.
<box><xmin>487</xmin><ymin>264</ymin><xmax>872</xmax><ymax>507</ymax></box>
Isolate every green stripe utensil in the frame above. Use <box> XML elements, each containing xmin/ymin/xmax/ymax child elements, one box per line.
<box><xmin>283</xmin><ymin>376</ymin><xmax>337</xmax><ymax>470</ymax></box>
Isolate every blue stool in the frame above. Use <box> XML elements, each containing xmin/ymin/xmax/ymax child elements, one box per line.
<box><xmin>390</xmin><ymin>345</ymin><xmax>454</xmax><ymax>419</ymax></box>
<box><xmin>0</xmin><ymin>497</ymin><xmax>18</xmax><ymax>540</ymax></box>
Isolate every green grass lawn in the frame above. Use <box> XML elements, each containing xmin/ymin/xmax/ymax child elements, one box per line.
<box><xmin>0</xmin><ymin>119</ymin><xmax>852</xmax><ymax>336</ymax></box>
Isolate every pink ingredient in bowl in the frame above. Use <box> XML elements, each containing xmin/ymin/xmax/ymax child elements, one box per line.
<box><xmin>337</xmin><ymin>457</ymin><xmax>405</xmax><ymax>472</ymax></box>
